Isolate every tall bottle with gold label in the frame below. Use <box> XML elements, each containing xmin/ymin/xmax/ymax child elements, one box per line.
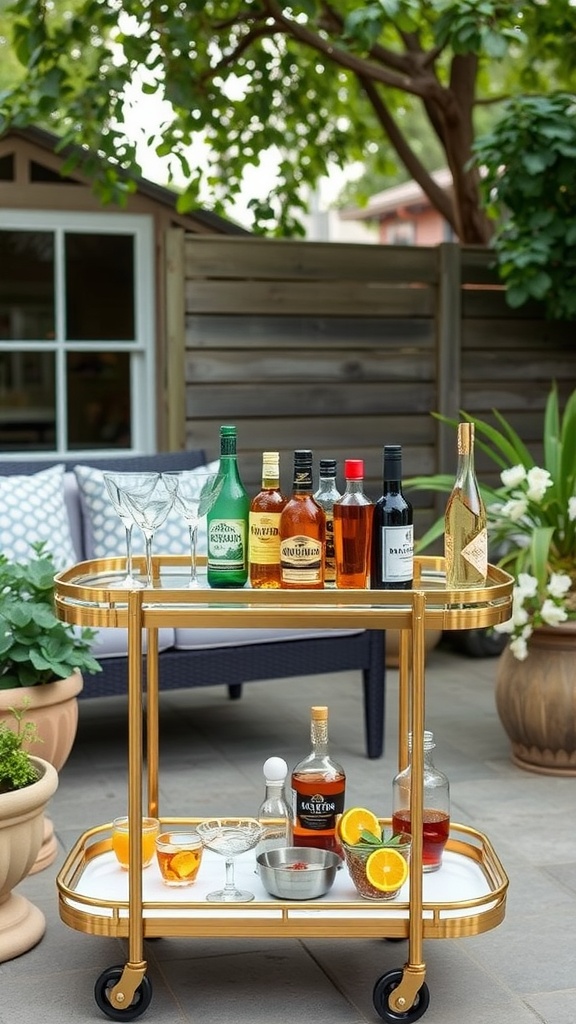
<box><xmin>279</xmin><ymin>450</ymin><xmax>325</xmax><ymax>589</ymax></box>
<box><xmin>249</xmin><ymin>451</ymin><xmax>286</xmax><ymax>588</ymax></box>
<box><xmin>444</xmin><ymin>422</ymin><xmax>487</xmax><ymax>588</ymax></box>
<box><xmin>206</xmin><ymin>425</ymin><xmax>249</xmax><ymax>588</ymax></box>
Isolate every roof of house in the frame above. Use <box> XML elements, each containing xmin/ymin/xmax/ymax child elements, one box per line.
<box><xmin>340</xmin><ymin>168</ymin><xmax>453</xmax><ymax>221</ymax></box>
<box><xmin>1</xmin><ymin>125</ymin><xmax>251</xmax><ymax>235</ymax></box>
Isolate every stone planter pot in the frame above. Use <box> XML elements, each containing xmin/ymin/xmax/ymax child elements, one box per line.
<box><xmin>0</xmin><ymin>672</ymin><xmax>83</xmax><ymax>870</ymax></box>
<box><xmin>495</xmin><ymin>623</ymin><xmax>576</xmax><ymax>775</ymax></box>
<box><xmin>0</xmin><ymin>756</ymin><xmax>59</xmax><ymax>962</ymax></box>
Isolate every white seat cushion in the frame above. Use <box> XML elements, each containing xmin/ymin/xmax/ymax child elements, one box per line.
<box><xmin>89</xmin><ymin>627</ymin><xmax>176</xmax><ymax>660</ymax></box>
<box><xmin>173</xmin><ymin>627</ymin><xmax>365</xmax><ymax>650</ymax></box>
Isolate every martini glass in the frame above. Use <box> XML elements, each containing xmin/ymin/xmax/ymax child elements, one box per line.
<box><xmin>162</xmin><ymin>470</ymin><xmax>222</xmax><ymax>587</ymax></box>
<box><xmin>121</xmin><ymin>478</ymin><xmax>175</xmax><ymax>586</ymax></box>
<box><xmin>103</xmin><ymin>471</ymin><xmax>159</xmax><ymax>588</ymax></box>
<box><xmin>196</xmin><ymin>818</ymin><xmax>264</xmax><ymax>902</ymax></box>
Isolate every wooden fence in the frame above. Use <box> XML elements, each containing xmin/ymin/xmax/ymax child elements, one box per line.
<box><xmin>175</xmin><ymin>236</ymin><xmax>575</xmax><ymax>536</ymax></box>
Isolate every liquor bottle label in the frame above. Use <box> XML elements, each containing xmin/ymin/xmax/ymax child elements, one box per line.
<box><xmin>380</xmin><ymin>525</ymin><xmax>414</xmax><ymax>582</ymax></box>
<box><xmin>460</xmin><ymin>527</ymin><xmax>488</xmax><ymax>573</ymax></box>
<box><xmin>208</xmin><ymin>519</ymin><xmax>247</xmax><ymax>569</ymax></box>
<box><xmin>249</xmin><ymin>511</ymin><xmax>281</xmax><ymax>564</ymax></box>
<box><xmin>324</xmin><ymin>513</ymin><xmax>336</xmax><ymax>583</ymax></box>
<box><xmin>293</xmin><ymin>789</ymin><xmax>345</xmax><ymax>831</ymax></box>
<box><xmin>280</xmin><ymin>535</ymin><xmax>323</xmax><ymax>584</ymax></box>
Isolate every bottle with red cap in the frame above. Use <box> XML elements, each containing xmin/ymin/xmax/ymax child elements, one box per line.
<box><xmin>333</xmin><ymin>459</ymin><xmax>373</xmax><ymax>588</ymax></box>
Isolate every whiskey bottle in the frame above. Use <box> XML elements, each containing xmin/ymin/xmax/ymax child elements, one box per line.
<box><xmin>279</xmin><ymin>450</ymin><xmax>325</xmax><ymax>589</ymax></box>
<box><xmin>371</xmin><ymin>444</ymin><xmax>413</xmax><ymax>590</ymax></box>
<box><xmin>313</xmin><ymin>459</ymin><xmax>341</xmax><ymax>587</ymax></box>
<box><xmin>333</xmin><ymin>458</ymin><xmax>373</xmax><ymax>588</ymax></box>
<box><xmin>255</xmin><ymin>756</ymin><xmax>292</xmax><ymax>858</ymax></box>
<box><xmin>392</xmin><ymin>731</ymin><xmax>450</xmax><ymax>872</ymax></box>
<box><xmin>291</xmin><ymin>706</ymin><xmax>345</xmax><ymax>855</ymax></box>
<box><xmin>444</xmin><ymin>422</ymin><xmax>487</xmax><ymax>588</ymax></box>
<box><xmin>206</xmin><ymin>425</ymin><xmax>249</xmax><ymax>588</ymax></box>
<box><xmin>249</xmin><ymin>451</ymin><xmax>286</xmax><ymax>588</ymax></box>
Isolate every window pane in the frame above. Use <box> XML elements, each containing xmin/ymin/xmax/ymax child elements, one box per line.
<box><xmin>65</xmin><ymin>233</ymin><xmax>135</xmax><ymax>340</ymax></box>
<box><xmin>67</xmin><ymin>351</ymin><xmax>132</xmax><ymax>449</ymax></box>
<box><xmin>0</xmin><ymin>231</ymin><xmax>55</xmax><ymax>340</ymax></box>
<box><xmin>0</xmin><ymin>351</ymin><xmax>56</xmax><ymax>451</ymax></box>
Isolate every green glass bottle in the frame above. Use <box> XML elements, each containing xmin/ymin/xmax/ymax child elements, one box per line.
<box><xmin>207</xmin><ymin>425</ymin><xmax>249</xmax><ymax>588</ymax></box>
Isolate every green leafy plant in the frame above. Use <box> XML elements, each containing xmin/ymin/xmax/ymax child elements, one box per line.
<box><xmin>406</xmin><ymin>383</ymin><xmax>576</xmax><ymax>660</ymax></box>
<box><xmin>0</xmin><ymin>703</ymin><xmax>42</xmax><ymax>792</ymax></box>
<box><xmin>0</xmin><ymin>543</ymin><xmax>101</xmax><ymax>689</ymax></box>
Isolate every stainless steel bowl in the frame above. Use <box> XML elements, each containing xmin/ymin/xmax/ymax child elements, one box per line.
<box><xmin>256</xmin><ymin>846</ymin><xmax>340</xmax><ymax>900</ymax></box>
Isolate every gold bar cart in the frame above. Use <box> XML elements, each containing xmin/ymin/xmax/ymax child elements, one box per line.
<box><xmin>54</xmin><ymin>555</ymin><xmax>513</xmax><ymax>1022</ymax></box>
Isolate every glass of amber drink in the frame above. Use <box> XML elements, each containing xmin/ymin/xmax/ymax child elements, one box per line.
<box><xmin>155</xmin><ymin>830</ymin><xmax>204</xmax><ymax>887</ymax></box>
<box><xmin>111</xmin><ymin>817</ymin><xmax>160</xmax><ymax>870</ymax></box>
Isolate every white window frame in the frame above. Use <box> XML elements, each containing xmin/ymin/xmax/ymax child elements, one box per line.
<box><xmin>0</xmin><ymin>209</ymin><xmax>156</xmax><ymax>455</ymax></box>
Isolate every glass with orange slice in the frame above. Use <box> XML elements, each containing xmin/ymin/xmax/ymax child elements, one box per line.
<box><xmin>155</xmin><ymin>830</ymin><xmax>204</xmax><ymax>887</ymax></box>
<box><xmin>338</xmin><ymin>806</ymin><xmax>411</xmax><ymax>901</ymax></box>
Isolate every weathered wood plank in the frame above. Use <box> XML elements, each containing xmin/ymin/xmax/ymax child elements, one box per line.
<box><xmin>463</xmin><ymin>319</ymin><xmax>575</xmax><ymax>347</ymax></box>
<box><xmin>185</xmin><ymin>315</ymin><xmax>434</xmax><ymax>349</ymax></box>
<box><xmin>185</xmin><ymin>280</ymin><xmax>434</xmax><ymax>316</ymax></box>
<box><xmin>185</xmin><ymin>350</ymin><xmax>435</xmax><ymax>383</ymax></box>
<box><xmin>185</xmin><ymin>382</ymin><xmax>437</xmax><ymax>418</ymax></box>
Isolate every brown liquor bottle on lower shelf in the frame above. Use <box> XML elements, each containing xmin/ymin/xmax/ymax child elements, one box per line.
<box><xmin>291</xmin><ymin>706</ymin><xmax>346</xmax><ymax>856</ymax></box>
<box><xmin>249</xmin><ymin>451</ymin><xmax>286</xmax><ymax>588</ymax></box>
<box><xmin>279</xmin><ymin>450</ymin><xmax>325</xmax><ymax>589</ymax></box>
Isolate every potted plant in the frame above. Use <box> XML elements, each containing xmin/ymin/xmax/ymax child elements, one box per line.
<box><xmin>407</xmin><ymin>382</ymin><xmax>576</xmax><ymax>774</ymax></box>
<box><xmin>0</xmin><ymin>704</ymin><xmax>59</xmax><ymax>962</ymax></box>
<box><xmin>0</xmin><ymin>542</ymin><xmax>101</xmax><ymax>867</ymax></box>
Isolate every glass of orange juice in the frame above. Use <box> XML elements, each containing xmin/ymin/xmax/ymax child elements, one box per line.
<box><xmin>155</xmin><ymin>830</ymin><xmax>204</xmax><ymax>887</ymax></box>
<box><xmin>111</xmin><ymin>816</ymin><xmax>160</xmax><ymax>870</ymax></box>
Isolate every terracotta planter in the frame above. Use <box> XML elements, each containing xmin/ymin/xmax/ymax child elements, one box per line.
<box><xmin>0</xmin><ymin>672</ymin><xmax>83</xmax><ymax>870</ymax></box>
<box><xmin>0</xmin><ymin>756</ymin><xmax>59</xmax><ymax>962</ymax></box>
<box><xmin>495</xmin><ymin>623</ymin><xmax>576</xmax><ymax>775</ymax></box>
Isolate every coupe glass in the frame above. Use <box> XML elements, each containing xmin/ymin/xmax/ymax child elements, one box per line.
<box><xmin>103</xmin><ymin>471</ymin><xmax>160</xmax><ymax>588</ymax></box>
<box><xmin>121</xmin><ymin>478</ymin><xmax>174</xmax><ymax>586</ymax></box>
<box><xmin>162</xmin><ymin>470</ymin><xmax>222</xmax><ymax>587</ymax></box>
<box><xmin>196</xmin><ymin>818</ymin><xmax>264</xmax><ymax>902</ymax></box>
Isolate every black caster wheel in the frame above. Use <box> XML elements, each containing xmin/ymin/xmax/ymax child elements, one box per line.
<box><xmin>373</xmin><ymin>969</ymin><xmax>430</xmax><ymax>1023</ymax></box>
<box><xmin>94</xmin><ymin>966</ymin><xmax>153</xmax><ymax>1021</ymax></box>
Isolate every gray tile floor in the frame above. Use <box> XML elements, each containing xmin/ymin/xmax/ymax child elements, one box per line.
<box><xmin>5</xmin><ymin>642</ymin><xmax>576</xmax><ymax>1024</ymax></box>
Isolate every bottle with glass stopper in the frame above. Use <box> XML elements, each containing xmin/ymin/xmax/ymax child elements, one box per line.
<box><xmin>255</xmin><ymin>756</ymin><xmax>291</xmax><ymax>858</ymax></box>
<box><xmin>444</xmin><ymin>421</ymin><xmax>488</xmax><ymax>588</ymax></box>
<box><xmin>291</xmin><ymin>706</ymin><xmax>345</xmax><ymax>856</ymax></box>
<box><xmin>392</xmin><ymin>730</ymin><xmax>450</xmax><ymax>872</ymax></box>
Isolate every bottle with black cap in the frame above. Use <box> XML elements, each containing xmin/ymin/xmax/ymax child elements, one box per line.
<box><xmin>371</xmin><ymin>444</ymin><xmax>413</xmax><ymax>590</ymax></box>
<box><xmin>279</xmin><ymin>449</ymin><xmax>325</xmax><ymax>589</ymax></box>
<box><xmin>313</xmin><ymin>458</ymin><xmax>341</xmax><ymax>587</ymax></box>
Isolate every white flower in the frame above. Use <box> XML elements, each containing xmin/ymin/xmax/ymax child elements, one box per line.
<box><xmin>547</xmin><ymin>573</ymin><xmax>572</xmax><ymax>598</ymax></box>
<box><xmin>501</xmin><ymin>465</ymin><xmax>526</xmax><ymax>488</ymax></box>
<box><xmin>510</xmin><ymin>635</ymin><xmax>529</xmax><ymax>660</ymax></box>
<box><xmin>493</xmin><ymin>617</ymin><xmax>514</xmax><ymax>634</ymax></box>
<box><xmin>516</xmin><ymin>573</ymin><xmax>538</xmax><ymax>599</ymax></box>
<box><xmin>569</xmin><ymin>496</ymin><xmax>576</xmax><ymax>522</ymax></box>
<box><xmin>525</xmin><ymin>466</ymin><xmax>553</xmax><ymax>502</ymax></box>
<box><xmin>540</xmin><ymin>599</ymin><xmax>569</xmax><ymax>626</ymax></box>
<box><xmin>500</xmin><ymin>498</ymin><xmax>529</xmax><ymax>521</ymax></box>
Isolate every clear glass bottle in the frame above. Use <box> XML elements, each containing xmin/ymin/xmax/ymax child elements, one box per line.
<box><xmin>255</xmin><ymin>756</ymin><xmax>291</xmax><ymax>858</ymax></box>
<box><xmin>392</xmin><ymin>730</ymin><xmax>450</xmax><ymax>872</ymax></box>
<box><xmin>313</xmin><ymin>459</ymin><xmax>341</xmax><ymax>587</ymax></box>
<box><xmin>333</xmin><ymin>458</ymin><xmax>373</xmax><ymax>588</ymax></box>
<box><xmin>249</xmin><ymin>451</ymin><xmax>286</xmax><ymax>588</ymax></box>
<box><xmin>371</xmin><ymin>444</ymin><xmax>413</xmax><ymax>590</ymax></box>
<box><xmin>207</xmin><ymin>425</ymin><xmax>249</xmax><ymax>588</ymax></box>
<box><xmin>279</xmin><ymin>450</ymin><xmax>325</xmax><ymax>589</ymax></box>
<box><xmin>291</xmin><ymin>706</ymin><xmax>345</xmax><ymax>855</ymax></box>
<box><xmin>444</xmin><ymin>422</ymin><xmax>487</xmax><ymax>588</ymax></box>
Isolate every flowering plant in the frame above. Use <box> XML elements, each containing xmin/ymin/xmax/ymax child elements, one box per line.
<box><xmin>407</xmin><ymin>383</ymin><xmax>576</xmax><ymax>661</ymax></box>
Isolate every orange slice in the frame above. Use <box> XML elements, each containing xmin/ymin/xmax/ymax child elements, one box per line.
<box><xmin>338</xmin><ymin>807</ymin><xmax>381</xmax><ymax>846</ymax></box>
<box><xmin>365</xmin><ymin>847</ymin><xmax>409</xmax><ymax>892</ymax></box>
<box><xmin>170</xmin><ymin>850</ymin><xmax>199</xmax><ymax>879</ymax></box>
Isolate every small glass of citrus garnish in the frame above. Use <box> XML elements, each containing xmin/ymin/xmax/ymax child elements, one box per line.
<box><xmin>155</xmin><ymin>830</ymin><xmax>204</xmax><ymax>887</ymax></box>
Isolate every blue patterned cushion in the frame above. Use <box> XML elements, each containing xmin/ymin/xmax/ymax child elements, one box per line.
<box><xmin>74</xmin><ymin>462</ymin><xmax>219</xmax><ymax>559</ymax></box>
<box><xmin>0</xmin><ymin>463</ymin><xmax>77</xmax><ymax>569</ymax></box>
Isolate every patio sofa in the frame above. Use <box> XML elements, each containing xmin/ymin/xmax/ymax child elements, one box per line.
<box><xmin>0</xmin><ymin>452</ymin><xmax>386</xmax><ymax>758</ymax></box>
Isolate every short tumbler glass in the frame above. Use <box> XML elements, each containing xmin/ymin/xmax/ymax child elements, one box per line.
<box><xmin>155</xmin><ymin>830</ymin><xmax>204</xmax><ymax>887</ymax></box>
<box><xmin>111</xmin><ymin>816</ymin><xmax>160</xmax><ymax>870</ymax></box>
<box><xmin>342</xmin><ymin>834</ymin><xmax>411</xmax><ymax>901</ymax></box>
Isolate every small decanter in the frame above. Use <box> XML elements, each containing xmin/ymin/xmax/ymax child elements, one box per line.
<box><xmin>392</xmin><ymin>730</ymin><xmax>450</xmax><ymax>872</ymax></box>
<box><xmin>255</xmin><ymin>756</ymin><xmax>291</xmax><ymax>858</ymax></box>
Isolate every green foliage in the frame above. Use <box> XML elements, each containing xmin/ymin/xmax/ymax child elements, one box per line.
<box><xmin>0</xmin><ymin>543</ymin><xmax>101</xmax><ymax>689</ymax></box>
<box><xmin>0</xmin><ymin>703</ymin><xmax>41</xmax><ymax>793</ymax></box>
<box><xmin>474</xmin><ymin>93</ymin><xmax>576</xmax><ymax>320</ymax></box>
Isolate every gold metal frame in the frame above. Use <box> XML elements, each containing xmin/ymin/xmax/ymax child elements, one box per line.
<box><xmin>54</xmin><ymin>555</ymin><xmax>514</xmax><ymax>1016</ymax></box>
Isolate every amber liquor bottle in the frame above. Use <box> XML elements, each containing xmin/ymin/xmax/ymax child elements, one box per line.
<box><xmin>371</xmin><ymin>444</ymin><xmax>413</xmax><ymax>590</ymax></box>
<box><xmin>249</xmin><ymin>451</ymin><xmax>286</xmax><ymax>588</ymax></box>
<box><xmin>279</xmin><ymin>450</ymin><xmax>325</xmax><ymax>589</ymax></box>
<box><xmin>333</xmin><ymin>458</ymin><xmax>373</xmax><ymax>588</ymax></box>
<box><xmin>291</xmin><ymin>706</ymin><xmax>346</xmax><ymax>855</ymax></box>
<box><xmin>313</xmin><ymin>459</ymin><xmax>341</xmax><ymax>587</ymax></box>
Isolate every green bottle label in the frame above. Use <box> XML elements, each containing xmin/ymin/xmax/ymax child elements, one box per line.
<box><xmin>208</xmin><ymin>518</ymin><xmax>247</xmax><ymax>570</ymax></box>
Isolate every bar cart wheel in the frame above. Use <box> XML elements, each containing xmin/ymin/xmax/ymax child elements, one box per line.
<box><xmin>94</xmin><ymin>966</ymin><xmax>153</xmax><ymax>1021</ymax></box>
<box><xmin>373</xmin><ymin>970</ymin><xmax>430</xmax><ymax>1023</ymax></box>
